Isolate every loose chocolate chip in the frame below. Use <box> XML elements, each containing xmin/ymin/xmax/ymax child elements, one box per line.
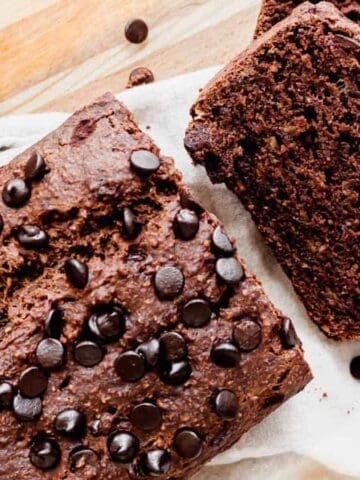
<box><xmin>44</xmin><ymin>308</ymin><xmax>64</xmax><ymax>339</ymax></box>
<box><xmin>18</xmin><ymin>366</ymin><xmax>48</xmax><ymax>398</ymax></box>
<box><xmin>125</xmin><ymin>19</ymin><xmax>149</xmax><ymax>44</ymax></box>
<box><xmin>233</xmin><ymin>318</ymin><xmax>262</xmax><ymax>352</ymax></box>
<box><xmin>174</xmin><ymin>209</ymin><xmax>199</xmax><ymax>240</ymax></box>
<box><xmin>139</xmin><ymin>449</ymin><xmax>171</xmax><ymax>476</ymax></box>
<box><xmin>29</xmin><ymin>436</ymin><xmax>61</xmax><ymax>470</ymax></box>
<box><xmin>2</xmin><ymin>179</ymin><xmax>31</xmax><ymax>208</ymax></box>
<box><xmin>108</xmin><ymin>431</ymin><xmax>140</xmax><ymax>463</ymax></box>
<box><xmin>130</xmin><ymin>150</ymin><xmax>160</xmax><ymax>175</ymax></box>
<box><xmin>17</xmin><ymin>225</ymin><xmax>48</xmax><ymax>250</ymax></box>
<box><xmin>36</xmin><ymin>338</ymin><xmax>65</xmax><ymax>370</ymax></box>
<box><xmin>136</xmin><ymin>339</ymin><xmax>159</xmax><ymax>367</ymax></box>
<box><xmin>114</xmin><ymin>351</ymin><xmax>145</xmax><ymax>382</ymax></box>
<box><xmin>69</xmin><ymin>446</ymin><xmax>99</xmax><ymax>472</ymax></box>
<box><xmin>160</xmin><ymin>360</ymin><xmax>192</xmax><ymax>385</ymax></box>
<box><xmin>74</xmin><ymin>341</ymin><xmax>103</xmax><ymax>367</ymax></box>
<box><xmin>0</xmin><ymin>214</ymin><xmax>3</xmax><ymax>234</ymax></box>
<box><xmin>55</xmin><ymin>408</ymin><xmax>86</xmax><ymax>437</ymax></box>
<box><xmin>130</xmin><ymin>402</ymin><xmax>162</xmax><ymax>431</ymax></box>
<box><xmin>214</xmin><ymin>390</ymin><xmax>239</xmax><ymax>420</ymax></box>
<box><xmin>65</xmin><ymin>259</ymin><xmax>89</xmax><ymax>289</ymax></box>
<box><xmin>159</xmin><ymin>332</ymin><xmax>187</xmax><ymax>363</ymax></box>
<box><xmin>154</xmin><ymin>266</ymin><xmax>184</xmax><ymax>299</ymax></box>
<box><xmin>211</xmin><ymin>342</ymin><xmax>241</xmax><ymax>368</ymax></box>
<box><xmin>280</xmin><ymin>317</ymin><xmax>298</xmax><ymax>348</ymax></box>
<box><xmin>128</xmin><ymin>67</ymin><xmax>154</xmax><ymax>88</ymax></box>
<box><xmin>182</xmin><ymin>299</ymin><xmax>211</xmax><ymax>328</ymax></box>
<box><xmin>123</xmin><ymin>207</ymin><xmax>139</xmax><ymax>239</ymax></box>
<box><xmin>173</xmin><ymin>429</ymin><xmax>202</xmax><ymax>459</ymax></box>
<box><xmin>88</xmin><ymin>307</ymin><xmax>125</xmax><ymax>342</ymax></box>
<box><xmin>13</xmin><ymin>393</ymin><xmax>42</xmax><ymax>421</ymax></box>
<box><xmin>212</xmin><ymin>226</ymin><xmax>234</xmax><ymax>256</ymax></box>
<box><xmin>215</xmin><ymin>257</ymin><xmax>244</xmax><ymax>285</ymax></box>
<box><xmin>350</xmin><ymin>356</ymin><xmax>360</xmax><ymax>379</ymax></box>
<box><xmin>0</xmin><ymin>381</ymin><xmax>14</xmax><ymax>408</ymax></box>
<box><xmin>24</xmin><ymin>152</ymin><xmax>48</xmax><ymax>181</ymax></box>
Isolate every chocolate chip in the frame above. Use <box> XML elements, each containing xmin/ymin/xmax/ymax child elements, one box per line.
<box><xmin>13</xmin><ymin>393</ymin><xmax>42</xmax><ymax>421</ymax></box>
<box><xmin>159</xmin><ymin>332</ymin><xmax>187</xmax><ymax>362</ymax></box>
<box><xmin>174</xmin><ymin>209</ymin><xmax>199</xmax><ymax>240</ymax></box>
<box><xmin>36</xmin><ymin>338</ymin><xmax>65</xmax><ymax>370</ymax></box>
<box><xmin>214</xmin><ymin>390</ymin><xmax>239</xmax><ymax>420</ymax></box>
<box><xmin>160</xmin><ymin>360</ymin><xmax>192</xmax><ymax>385</ymax></box>
<box><xmin>173</xmin><ymin>429</ymin><xmax>202</xmax><ymax>459</ymax></box>
<box><xmin>55</xmin><ymin>408</ymin><xmax>86</xmax><ymax>437</ymax></box>
<box><xmin>74</xmin><ymin>341</ymin><xmax>103</xmax><ymax>367</ymax></box>
<box><xmin>114</xmin><ymin>351</ymin><xmax>145</xmax><ymax>382</ymax></box>
<box><xmin>211</xmin><ymin>342</ymin><xmax>241</xmax><ymax>368</ymax></box>
<box><xmin>65</xmin><ymin>259</ymin><xmax>89</xmax><ymax>289</ymax></box>
<box><xmin>139</xmin><ymin>449</ymin><xmax>171</xmax><ymax>476</ymax></box>
<box><xmin>125</xmin><ymin>19</ymin><xmax>149</xmax><ymax>44</ymax></box>
<box><xmin>123</xmin><ymin>207</ymin><xmax>139</xmax><ymax>239</ymax></box>
<box><xmin>154</xmin><ymin>266</ymin><xmax>184</xmax><ymax>299</ymax></box>
<box><xmin>0</xmin><ymin>381</ymin><xmax>14</xmax><ymax>408</ymax></box>
<box><xmin>18</xmin><ymin>366</ymin><xmax>48</xmax><ymax>398</ymax></box>
<box><xmin>136</xmin><ymin>339</ymin><xmax>159</xmax><ymax>367</ymax></box>
<box><xmin>128</xmin><ymin>67</ymin><xmax>154</xmax><ymax>88</ymax></box>
<box><xmin>0</xmin><ymin>214</ymin><xmax>3</xmax><ymax>234</ymax></box>
<box><xmin>2</xmin><ymin>179</ymin><xmax>31</xmax><ymax>208</ymax></box>
<box><xmin>130</xmin><ymin>402</ymin><xmax>162</xmax><ymax>431</ymax></box>
<box><xmin>24</xmin><ymin>152</ymin><xmax>48</xmax><ymax>181</ymax></box>
<box><xmin>350</xmin><ymin>356</ymin><xmax>360</xmax><ymax>379</ymax></box>
<box><xmin>29</xmin><ymin>436</ymin><xmax>61</xmax><ymax>470</ymax></box>
<box><xmin>88</xmin><ymin>307</ymin><xmax>125</xmax><ymax>342</ymax></box>
<box><xmin>182</xmin><ymin>299</ymin><xmax>211</xmax><ymax>328</ymax></box>
<box><xmin>17</xmin><ymin>225</ymin><xmax>48</xmax><ymax>250</ymax></box>
<box><xmin>44</xmin><ymin>308</ymin><xmax>64</xmax><ymax>339</ymax></box>
<box><xmin>130</xmin><ymin>150</ymin><xmax>160</xmax><ymax>175</ymax></box>
<box><xmin>69</xmin><ymin>446</ymin><xmax>99</xmax><ymax>472</ymax></box>
<box><xmin>280</xmin><ymin>317</ymin><xmax>298</xmax><ymax>348</ymax></box>
<box><xmin>233</xmin><ymin>318</ymin><xmax>262</xmax><ymax>352</ymax></box>
<box><xmin>212</xmin><ymin>226</ymin><xmax>234</xmax><ymax>256</ymax></box>
<box><xmin>215</xmin><ymin>257</ymin><xmax>244</xmax><ymax>285</ymax></box>
<box><xmin>107</xmin><ymin>431</ymin><xmax>140</xmax><ymax>463</ymax></box>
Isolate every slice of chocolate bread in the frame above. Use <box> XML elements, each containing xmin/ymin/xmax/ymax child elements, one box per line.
<box><xmin>0</xmin><ymin>94</ymin><xmax>311</xmax><ymax>479</ymax></box>
<box><xmin>255</xmin><ymin>0</ymin><xmax>359</xmax><ymax>37</ymax></box>
<box><xmin>185</xmin><ymin>2</ymin><xmax>360</xmax><ymax>341</ymax></box>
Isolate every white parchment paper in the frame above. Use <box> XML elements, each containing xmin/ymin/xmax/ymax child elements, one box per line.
<box><xmin>0</xmin><ymin>68</ymin><xmax>358</xmax><ymax>480</ymax></box>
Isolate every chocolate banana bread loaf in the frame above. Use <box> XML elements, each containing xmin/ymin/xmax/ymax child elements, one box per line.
<box><xmin>0</xmin><ymin>93</ymin><xmax>311</xmax><ymax>479</ymax></box>
<box><xmin>255</xmin><ymin>0</ymin><xmax>359</xmax><ymax>37</ymax></box>
<box><xmin>185</xmin><ymin>2</ymin><xmax>360</xmax><ymax>341</ymax></box>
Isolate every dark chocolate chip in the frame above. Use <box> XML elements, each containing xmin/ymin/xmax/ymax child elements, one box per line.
<box><xmin>173</xmin><ymin>429</ymin><xmax>202</xmax><ymax>459</ymax></box>
<box><xmin>74</xmin><ymin>341</ymin><xmax>103</xmax><ymax>367</ymax></box>
<box><xmin>130</xmin><ymin>150</ymin><xmax>160</xmax><ymax>175</ymax></box>
<box><xmin>125</xmin><ymin>19</ymin><xmax>149</xmax><ymax>44</ymax></box>
<box><xmin>160</xmin><ymin>360</ymin><xmax>192</xmax><ymax>385</ymax></box>
<box><xmin>2</xmin><ymin>179</ymin><xmax>31</xmax><ymax>208</ymax></box>
<box><xmin>17</xmin><ymin>225</ymin><xmax>48</xmax><ymax>250</ymax></box>
<box><xmin>136</xmin><ymin>339</ymin><xmax>159</xmax><ymax>367</ymax></box>
<box><xmin>13</xmin><ymin>393</ymin><xmax>42</xmax><ymax>421</ymax></box>
<box><xmin>0</xmin><ymin>214</ymin><xmax>3</xmax><ymax>234</ymax></box>
<box><xmin>350</xmin><ymin>356</ymin><xmax>360</xmax><ymax>379</ymax></box>
<box><xmin>139</xmin><ymin>449</ymin><xmax>171</xmax><ymax>476</ymax></box>
<box><xmin>154</xmin><ymin>266</ymin><xmax>184</xmax><ymax>299</ymax></box>
<box><xmin>214</xmin><ymin>390</ymin><xmax>239</xmax><ymax>420</ymax></box>
<box><xmin>212</xmin><ymin>226</ymin><xmax>234</xmax><ymax>256</ymax></box>
<box><xmin>123</xmin><ymin>207</ymin><xmax>139</xmax><ymax>239</ymax></box>
<box><xmin>44</xmin><ymin>308</ymin><xmax>64</xmax><ymax>339</ymax></box>
<box><xmin>88</xmin><ymin>307</ymin><xmax>125</xmax><ymax>342</ymax></box>
<box><xmin>107</xmin><ymin>431</ymin><xmax>140</xmax><ymax>463</ymax></box>
<box><xmin>36</xmin><ymin>338</ymin><xmax>65</xmax><ymax>370</ymax></box>
<box><xmin>182</xmin><ymin>299</ymin><xmax>211</xmax><ymax>328</ymax></box>
<box><xmin>280</xmin><ymin>317</ymin><xmax>298</xmax><ymax>348</ymax></box>
<box><xmin>233</xmin><ymin>318</ymin><xmax>262</xmax><ymax>352</ymax></box>
<box><xmin>128</xmin><ymin>67</ymin><xmax>154</xmax><ymax>87</ymax></box>
<box><xmin>159</xmin><ymin>332</ymin><xmax>187</xmax><ymax>362</ymax></box>
<box><xmin>18</xmin><ymin>366</ymin><xmax>48</xmax><ymax>398</ymax></box>
<box><xmin>24</xmin><ymin>152</ymin><xmax>48</xmax><ymax>181</ymax></box>
<box><xmin>0</xmin><ymin>381</ymin><xmax>14</xmax><ymax>409</ymax></box>
<box><xmin>69</xmin><ymin>446</ymin><xmax>99</xmax><ymax>472</ymax></box>
<box><xmin>65</xmin><ymin>259</ymin><xmax>89</xmax><ymax>289</ymax></box>
<box><xmin>174</xmin><ymin>209</ymin><xmax>199</xmax><ymax>240</ymax></box>
<box><xmin>211</xmin><ymin>342</ymin><xmax>241</xmax><ymax>368</ymax></box>
<box><xmin>215</xmin><ymin>257</ymin><xmax>244</xmax><ymax>285</ymax></box>
<box><xmin>55</xmin><ymin>408</ymin><xmax>86</xmax><ymax>437</ymax></box>
<box><xmin>114</xmin><ymin>351</ymin><xmax>145</xmax><ymax>382</ymax></box>
<box><xmin>29</xmin><ymin>436</ymin><xmax>61</xmax><ymax>470</ymax></box>
<box><xmin>130</xmin><ymin>402</ymin><xmax>162</xmax><ymax>431</ymax></box>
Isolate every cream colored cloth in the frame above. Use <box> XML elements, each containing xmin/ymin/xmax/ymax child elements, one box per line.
<box><xmin>0</xmin><ymin>68</ymin><xmax>358</xmax><ymax>480</ymax></box>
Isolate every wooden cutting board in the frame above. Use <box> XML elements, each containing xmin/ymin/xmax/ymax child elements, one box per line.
<box><xmin>0</xmin><ymin>0</ymin><xmax>260</xmax><ymax>114</ymax></box>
